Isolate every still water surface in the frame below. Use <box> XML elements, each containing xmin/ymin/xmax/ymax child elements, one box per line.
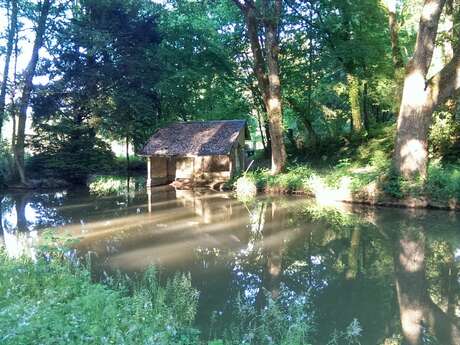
<box><xmin>1</xmin><ymin>177</ymin><xmax>460</xmax><ymax>344</ymax></box>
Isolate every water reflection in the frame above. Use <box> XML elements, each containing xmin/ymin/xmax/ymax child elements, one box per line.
<box><xmin>1</xmin><ymin>181</ymin><xmax>460</xmax><ymax>344</ymax></box>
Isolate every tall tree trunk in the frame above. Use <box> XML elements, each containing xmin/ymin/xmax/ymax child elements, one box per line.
<box><xmin>385</xmin><ymin>0</ymin><xmax>404</xmax><ymax>69</ymax></box>
<box><xmin>256</xmin><ymin>108</ymin><xmax>267</xmax><ymax>151</ymax></box>
<box><xmin>347</xmin><ymin>74</ymin><xmax>363</xmax><ymax>135</ymax></box>
<box><xmin>264</xmin><ymin>1</ymin><xmax>287</xmax><ymax>173</ymax></box>
<box><xmin>383</xmin><ymin>0</ymin><xmax>405</xmax><ymax>115</ymax></box>
<box><xmin>392</xmin><ymin>0</ymin><xmax>446</xmax><ymax>179</ymax></box>
<box><xmin>305</xmin><ymin>34</ymin><xmax>318</xmax><ymax>148</ymax></box>
<box><xmin>362</xmin><ymin>80</ymin><xmax>370</xmax><ymax>131</ymax></box>
<box><xmin>0</xmin><ymin>0</ymin><xmax>18</xmax><ymax>138</ymax></box>
<box><xmin>14</xmin><ymin>0</ymin><xmax>52</xmax><ymax>185</ymax></box>
<box><xmin>11</xmin><ymin>26</ymin><xmax>19</xmax><ymax>151</ymax></box>
<box><xmin>233</xmin><ymin>0</ymin><xmax>286</xmax><ymax>174</ymax></box>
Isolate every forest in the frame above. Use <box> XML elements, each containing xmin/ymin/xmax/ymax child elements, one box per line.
<box><xmin>0</xmin><ymin>0</ymin><xmax>458</xmax><ymax>204</ymax></box>
<box><xmin>1</xmin><ymin>1</ymin><xmax>460</xmax><ymax>345</ymax></box>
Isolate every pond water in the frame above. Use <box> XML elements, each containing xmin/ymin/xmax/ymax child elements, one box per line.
<box><xmin>1</xmin><ymin>177</ymin><xmax>460</xmax><ymax>344</ymax></box>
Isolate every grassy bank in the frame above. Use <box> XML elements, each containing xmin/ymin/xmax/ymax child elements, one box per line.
<box><xmin>0</xmin><ymin>252</ymin><xmax>199</xmax><ymax>345</ymax></box>
<box><xmin>236</xmin><ymin>125</ymin><xmax>460</xmax><ymax>209</ymax></box>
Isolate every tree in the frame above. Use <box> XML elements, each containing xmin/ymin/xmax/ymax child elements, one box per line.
<box><xmin>14</xmin><ymin>0</ymin><xmax>52</xmax><ymax>185</ymax></box>
<box><xmin>0</xmin><ymin>0</ymin><xmax>18</xmax><ymax>138</ymax></box>
<box><xmin>393</xmin><ymin>0</ymin><xmax>460</xmax><ymax>179</ymax></box>
<box><xmin>29</xmin><ymin>0</ymin><xmax>163</xmax><ymax>182</ymax></box>
<box><xmin>233</xmin><ymin>0</ymin><xmax>287</xmax><ymax>174</ymax></box>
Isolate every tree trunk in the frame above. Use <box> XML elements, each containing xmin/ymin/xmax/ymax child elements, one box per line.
<box><xmin>233</xmin><ymin>0</ymin><xmax>286</xmax><ymax>174</ymax></box>
<box><xmin>287</xmin><ymin>97</ymin><xmax>319</xmax><ymax>148</ymax></box>
<box><xmin>14</xmin><ymin>0</ymin><xmax>52</xmax><ymax>185</ymax></box>
<box><xmin>385</xmin><ymin>0</ymin><xmax>404</xmax><ymax>69</ymax></box>
<box><xmin>362</xmin><ymin>80</ymin><xmax>370</xmax><ymax>131</ymax></box>
<box><xmin>10</xmin><ymin>24</ymin><xmax>19</xmax><ymax>150</ymax></box>
<box><xmin>347</xmin><ymin>74</ymin><xmax>363</xmax><ymax>135</ymax></box>
<box><xmin>393</xmin><ymin>72</ymin><xmax>434</xmax><ymax>179</ymax></box>
<box><xmin>256</xmin><ymin>108</ymin><xmax>267</xmax><ymax>151</ymax></box>
<box><xmin>392</xmin><ymin>0</ymin><xmax>446</xmax><ymax>179</ymax></box>
<box><xmin>265</xmin><ymin>3</ymin><xmax>287</xmax><ymax>174</ymax></box>
<box><xmin>0</xmin><ymin>0</ymin><xmax>18</xmax><ymax>138</ymax></box>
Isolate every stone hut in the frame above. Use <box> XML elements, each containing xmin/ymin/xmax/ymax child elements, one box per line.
<box><xmin>139</xmin><ymin>120</ymin><xmax>250</xmax><ymax>187</ymax></box>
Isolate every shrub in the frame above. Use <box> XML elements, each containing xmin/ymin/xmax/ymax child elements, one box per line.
<box><xmin>425</xmin><ymin>162</ymin><xmax>460</xmax><ymax>200</ymax></box>
<box><xmin>0</xmin><ymin>139</ymin><xmax>13</xmax><ymax>187</ymax></box>
<box><xmin>429</xmin><ymin>111</ymin><xmax>460</xmax><ymax>162</ymax></box>
<box><xmin>235</xmin><ymin>174</ymin><xmax>258</xmax><ymax>199</ymax></box>
<box><xmin>0</xmin><ymin>252</ymin><xmax>200</xmax><ymax>345</ymax></box>
<box><xmin>213</xmin><ymin>290</ymin><xmax>316</xmax><ymax>345</ymax></box>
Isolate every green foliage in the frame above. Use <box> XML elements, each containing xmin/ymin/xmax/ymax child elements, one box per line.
<box><xmin>216</xmin><ymin>291</ymin><xmax>316</xmax><ymax>345</ymax></box>
<box><xmin>0</xmin><ymin>139</ymin><xmax>12</xmax><ymax>187</ymax></box>
<box><xmin>28</xmin><ymin>121</ymin><xmax>115</xmax><ymax>184</ymax></box>
<box><xmin>326</xmin><ymin>319</ymin><xmax>363</xmax><ymax>345</ymax></box>
<box><xmin>88</xmin><ymin>175</ymin><xmax>144</xmax><ymax>196</ymax></box>
<box><xmin>112</xmin><ymin>155</ymin><xmax>146</xmax><ymax>174</ymax></box>
<box><xmin>240</xmin><ymin>166</ymin><xmax>314</xmax><ymax>193</ymax></box>
<box><xmin>244</xmin><ymin>123</ymin><xmax>460</xmax><ymax>204</ymax></box>
<box><xmin>425</xmin><ymin>162</ymin><xmax>460</xmax><ymax>200</ymax></box>
<box><xmin>156</xmin><ymin>0</ymin><xmax>250</xmax><ymax>123</ymax></box>
<box><xmin>429</xmin><ymin>111</ymin><xmax>460</xmax><ymax>162</ymax></box>
<box><xmin>0</xmin><ymin>251</ymin><xmax>200</xmax><ymax>345</ymax></box>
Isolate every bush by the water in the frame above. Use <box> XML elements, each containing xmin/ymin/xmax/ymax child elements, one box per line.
<box><xmin>0</xmin><ymin>252</ymin><xmax>200</xmax><ymax>345</ymax></box>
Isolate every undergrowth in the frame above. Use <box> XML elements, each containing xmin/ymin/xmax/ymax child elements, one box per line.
<box><xmin>237</xmin><ymin>124</ymin><xmax>460</xmax><ymax>203</ymax></box>
<box><xmin>0</xmin><ymin>251</ymin><xmax>199</xmax><ymax>345</ymax></box>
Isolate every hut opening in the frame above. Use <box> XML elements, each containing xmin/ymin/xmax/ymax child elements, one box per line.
<box><xmin>139</xmin><ymin>120</ymin><xmax>251</xmax><ymax>187</ymax></box>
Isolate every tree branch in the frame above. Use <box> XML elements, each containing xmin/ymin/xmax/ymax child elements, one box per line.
<box><xmin>428</xmin><ymin>41</ymin><xmax>460</xmax><ymax>108</ymax></box>
<box><xmin>233</xmin><ymin>0</ymin><xmax>269</xmax><ymax>101</ymax></box>
<box><xmin>411</xmin><ymin>0</ymin><xmax>447</xmax><ymax>77</ymax></box>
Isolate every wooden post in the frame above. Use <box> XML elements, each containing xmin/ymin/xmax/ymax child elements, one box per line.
<box><xmin>147</xmin><ymin>156</ymin><xmax>152</xmax><ymax>188</ymax></box>
<box><xmin>147</xmin><ymin>188</ymin><xmax>152</xmax><ymax>213</ymax></box>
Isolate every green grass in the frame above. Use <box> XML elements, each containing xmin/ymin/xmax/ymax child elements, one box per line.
<box><xmin>237</xmin><ymin>124</ymin><xmax>460</xmax><ymax>205</ymax></box>
<box><xmin>0</xmin><ymin>251</ymin><xmax>200</xmax><ymax>345</ymax></box>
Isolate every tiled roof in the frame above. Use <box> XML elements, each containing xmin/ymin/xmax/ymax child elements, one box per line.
<box><xmin>139</xmin><ymin>120</ymin><xmax>247</xmax><ymax>156</ymax></box>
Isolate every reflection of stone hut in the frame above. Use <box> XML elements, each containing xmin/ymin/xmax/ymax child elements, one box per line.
<box><xmin>139</xmin><ymin>120</ymin><xmax>250</xmax><ymax>187</ymax></box>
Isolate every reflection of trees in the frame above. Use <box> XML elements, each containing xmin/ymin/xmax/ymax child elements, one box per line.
<box><xmin>293</xmin><ymin>204</ymin><xmax>460</xmax><ymax>345</ymax></box>
<box><xmin>263</xmin><ymin>201</ymin><xmax>284</xmax><ymax>300</ymax></box>
<box><xmin>346</xmin><ymin>225</ymin><xmax>361</xmax><ymax>280</ymax></box>
<box><xmin>13</xmin><ymin>193</ymin><xmax>28</xmax><ymax>231</ymax></box>
<box><xmin>393</xmin><ymin>225</ymin><xmax>460</xmax><ymax>345</ymax></box>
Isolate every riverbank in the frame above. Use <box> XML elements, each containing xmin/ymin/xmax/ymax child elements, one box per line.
<box><xmin>236</xmin><ymin>125</ymin><xmax>460</xmax><ymax>210</ymax></box>
<box><xmin>235</xmin><ymin>163</ymin><xmax>460</xmax><ymax>210</ymax></box>
<box><xmin>0</xmin><ymin>251</ymin><xmax>200</xmax><ymax>345</ymax></box>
